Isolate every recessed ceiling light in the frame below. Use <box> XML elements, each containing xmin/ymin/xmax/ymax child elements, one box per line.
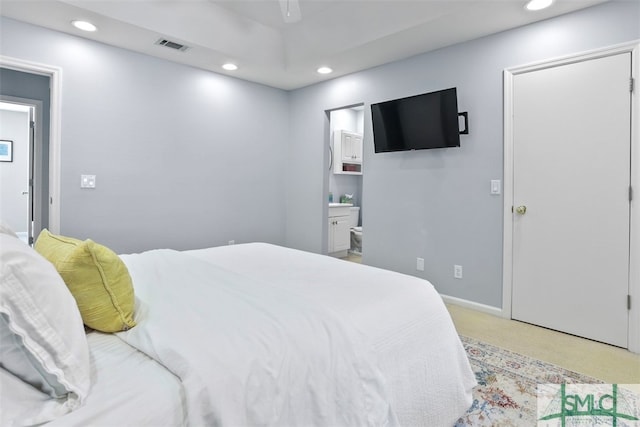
<box><xmin>317</xmin><ymin>66</ymin><xmax>333</xmax><ymax>74</ymax></box>
<box><xmin>71</xmin><ymin>20</ymin><xmax>97</xmax><ymax>32</ymax></box>
<box><xmin>222</xmin><ymin>63</ymin><xmax>238</xmax><ymax>71</ymax></box>
<box><xmin>525</xmin><ymin>0</ymin><xmax>553</xmax><ymax>11</ymax></box>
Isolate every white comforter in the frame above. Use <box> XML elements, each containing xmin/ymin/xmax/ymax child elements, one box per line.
<box><xmin>186</xmin><ymin>243</ymin><xmax>476</xmax><ymax>426</ymax></box>
<box><xmin>119</xmin><ymin>249</ymin><xmax>398</xmax><ymax>427</ymax></box>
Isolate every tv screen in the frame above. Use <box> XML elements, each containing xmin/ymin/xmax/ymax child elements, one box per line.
<box><xmin>371</xmin><ymin>87</ymin><xmax>461</xmax><ymax>153</ymax></box>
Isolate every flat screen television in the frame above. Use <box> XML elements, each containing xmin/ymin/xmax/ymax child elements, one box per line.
<box><xmin>371</xmin><ymin>87</ymin><xmax>465</xmax><ymax>153</ymax></box>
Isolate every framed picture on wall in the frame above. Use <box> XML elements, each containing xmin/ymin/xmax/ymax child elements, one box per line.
<box><xmin>0</xmin><ymin>140</ymin><xmax>13</xmax><ymax>162</ymax></box>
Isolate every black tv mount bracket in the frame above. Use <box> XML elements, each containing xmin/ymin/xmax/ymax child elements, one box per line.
<box><xmin>458</xmin><ymin>112</ymin><xmax>469</xmax><ymax>135</ymax></box>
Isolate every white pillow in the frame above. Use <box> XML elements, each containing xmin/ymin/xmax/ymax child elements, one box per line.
<box><xmin>0</xmin><ymin>233</ymin><xmax>91</xmax><ymax>423</ymax></box>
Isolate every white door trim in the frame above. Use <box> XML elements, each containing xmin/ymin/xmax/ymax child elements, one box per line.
<box><xmin>0</xmin><ymin>56</ymin><xmax>62</xmax><ymax>234</ymax></box>
<box><xmin>503</xmin><ymin>41</ymin><xmax>640</xmax><ymax>353</ymax></box>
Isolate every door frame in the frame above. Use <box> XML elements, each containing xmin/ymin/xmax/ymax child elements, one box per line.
<box><xmin>323</xmin><ymin>103</ymin><xmax>365</xmax><ymax>255</ymax></box>
<box><xmin>0</xmin><ymin>55</ymin><xmax>62</xmax><ymax>234</ymax></box>
<box><xmin>502</xmin><ymin>41</ymin><xmax>640</xmax><ymax>353</ymax></box>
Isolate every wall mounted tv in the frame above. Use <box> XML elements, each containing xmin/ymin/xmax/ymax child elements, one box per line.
<box><xmin>371</xmin><ymin>87</ymin><xmax>467</xmax><ymax>153</ymax></box>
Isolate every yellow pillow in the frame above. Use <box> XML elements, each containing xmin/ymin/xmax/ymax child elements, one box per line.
<box><xmin>34</xmin><ymin>230</ymin><xmax>136</xmax><ymax>333</ymax></box>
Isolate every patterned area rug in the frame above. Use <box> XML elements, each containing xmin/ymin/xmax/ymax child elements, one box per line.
<box><xmin>455</xmin><ymin>336</ymin><xmax>603</xmax><ymax>426</ymax></box>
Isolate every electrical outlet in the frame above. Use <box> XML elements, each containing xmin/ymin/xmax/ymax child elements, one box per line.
<box><xmin>80</xmin><ymin>174</ymin><xmax>96</xmax><ymax>189</ymax></box>
<box><xmin>454</xmin><ymin>265</ymin><xmax>463</xmax><ymax>279</ymax></box>
<box><xmin>416</xmin><ymin>257</ymin><xmax>424</xmax><ymax>271</ymax></box>
<box><xmin>228</xmin><ymin>240</ymin><xmax>235</xmax><ymax>245</ymax></box>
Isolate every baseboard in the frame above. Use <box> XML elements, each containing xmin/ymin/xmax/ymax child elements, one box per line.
<box><xmin>328</xmin><ymin>250</ymin><xmax>348</xmax><ymax>258</ymax></box>
<box><xmin>440</xmin><ymin>294</ymin><xmax>505</xmax><ymax>318</ymax></box>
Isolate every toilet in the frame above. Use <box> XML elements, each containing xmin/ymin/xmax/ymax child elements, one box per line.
<box><xmin>349</xmin><ymin>207</ymin><xmax>362</xmax><ymax>254</ymax></box>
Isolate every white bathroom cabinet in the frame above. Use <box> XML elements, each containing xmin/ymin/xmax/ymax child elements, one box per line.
<box><xmin>328</xmin><ymin>204</ymin><xmax>351</xmax><ymax>256</ymax></box>
<box><xmin>333</xmin><ymin>130</ymin><xmax>363</xmax><ymax>175</ymax></box>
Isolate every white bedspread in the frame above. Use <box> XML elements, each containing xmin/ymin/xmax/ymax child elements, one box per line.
<box><xmin>119</xmin><ymin>249</ymin><xmax>398</xmax><ymax>427</ymax></box>
<box><xmin>186</xmin><ymin>243</ymin><xmax>476</xmax><ymax>427</ymax></box>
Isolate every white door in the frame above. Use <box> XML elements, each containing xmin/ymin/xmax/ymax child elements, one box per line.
<box><xmin>0</xmin><ymin>104</ymin><xmax>32</xmax><ymax>242</ymax></box>
<box><xmin>351</xmin><ymin>133</ymin><xmax>363</xmax><ymax>163</ymax></box>
<box><xmin>341</xmin><ymin>132</ymin><xmax>355</xmax><ymax>161</ymax></box>
<box><xmin>333</xmin><ymin>216</ymin><xmax>351</xmax><ymax>252</ymax></box>
<box><xmin>328</xmin><ymin>218</ymin><xmax>335</xmax><ymax>252</ymax></box>
<box><xmin>511</xmin><ymin>53</ymin><xmax>631</xmax><ymax>347</ymax></box>
<box><xmin>341</xmin><ymin>131</ymin><xmax>363</xmax><ymax>163</ymax></box>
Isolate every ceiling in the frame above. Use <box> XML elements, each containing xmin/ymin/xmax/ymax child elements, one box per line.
<box><xmin>0</xmin><ymin>0</ymin><xmax>609</xmax><ymax>90</ymax></box>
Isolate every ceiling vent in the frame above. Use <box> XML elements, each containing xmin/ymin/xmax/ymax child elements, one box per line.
<box><xmin>155</xmin><ymin>38</ymin><xmax>189</xmax><ymax>52</ymax></box>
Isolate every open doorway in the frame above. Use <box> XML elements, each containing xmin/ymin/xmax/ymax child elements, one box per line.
<box><xmin>327</xmin><ymin>104</ymin><xmax>364</xmax><ymax>262</ymax></box>
<box><xmin>0</xmin><ymin>101</ymin><xmax>37</xmax><ymax>243</ymax></box>
<box><xmin>0</xmin><ymin>60</ymin><xmax>60</xmax><ymax>238</ymax></box>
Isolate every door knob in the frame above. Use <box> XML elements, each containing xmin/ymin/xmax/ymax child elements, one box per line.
<box><xmin>515</xmin><ymin>205</ymin><xmax>527</xmax><ymax>215</ymax></box>
<box><xmin>21</xmin><ymin>191</ymin><xmax>29</xmax><ymax>195</ymax></box>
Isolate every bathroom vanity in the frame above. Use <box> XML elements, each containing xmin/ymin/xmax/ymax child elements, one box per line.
<box><xmin>328</xmin><ymin>203</ymin><xmax>352</xmax><ymax>257</ymax></box>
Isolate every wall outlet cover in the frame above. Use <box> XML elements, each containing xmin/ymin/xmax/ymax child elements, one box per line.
<box><xmin>490</xmin><ymin>179</ymin><xmax>501</xmax><ymax>195</ymax></box>
<box><xmin>454</xmin><ymin>264</ymin><xmax>463</xmax><ymax>279</ymax></box>
<box><xmin>80</xmin><ymin>175</ymin><xmax>96</xmax><ymax>188</ymax></box>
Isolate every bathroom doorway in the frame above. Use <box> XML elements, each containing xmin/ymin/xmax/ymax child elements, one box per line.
<box><xmin>0</xmin><ymin>62</ymin><xmax>59</xmax><ymax>238</ymax></box>
<box><xmin>0</xmin><ymin>99</ymin><xmax>42</xmax><ymax>244</ymax></box>
<box><xmin>327</xmin><ymin>104</ymin><xmax>364</xmax><ymax>262</ymax></box>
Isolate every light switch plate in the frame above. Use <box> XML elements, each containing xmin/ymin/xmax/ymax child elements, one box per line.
<box><xmin>490</xmin><ymin>179</ymin><xmax>501</xmax><ymax>195</ymax></box>
<box><xmin>81</xmin><ymin>175</ymin><xmax>96</xmax><ymax>188</ymax></box>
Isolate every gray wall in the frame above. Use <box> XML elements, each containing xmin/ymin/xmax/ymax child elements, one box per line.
<box><xmin>0</xmin><ymin>68</ymin><xmax>50</xmax><ymax>230</ymax></box>
<box><xmin>285</xmin><ymin>0</ymin><xmax>640</xmax><ymax>307</ymax></box>
<box><xmin>1</xmin><ymin>1</ymin><xmax>638</xmax><ymax>308</ymax></box>
<box><xmin>0</xmin><ymin>17</ymin><xmax>289</xmax><ymax>254</ymax></box>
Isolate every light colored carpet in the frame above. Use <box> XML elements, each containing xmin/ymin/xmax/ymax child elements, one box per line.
<box><xmin>447</xmin><ymin>304</ymin><xmax>640</xmax><ymax>385</ymax></box>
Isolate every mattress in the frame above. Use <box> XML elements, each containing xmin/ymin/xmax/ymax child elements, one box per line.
<box><xmin>185</xmin><ymin>242</ymin><xmax>476</xmax><ymax>426</ymax></box>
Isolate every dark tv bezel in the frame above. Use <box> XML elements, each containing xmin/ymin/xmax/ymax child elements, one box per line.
<box><xmin>371</xmin><ymin>87</ymin><xmax>461</xmax><ymax>153</ymax></box>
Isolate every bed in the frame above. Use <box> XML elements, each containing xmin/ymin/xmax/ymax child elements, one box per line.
<box><xmin>0</xmin><ymin>225</ymin><xmax>476</xmax><ymax>427</ymax></box>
